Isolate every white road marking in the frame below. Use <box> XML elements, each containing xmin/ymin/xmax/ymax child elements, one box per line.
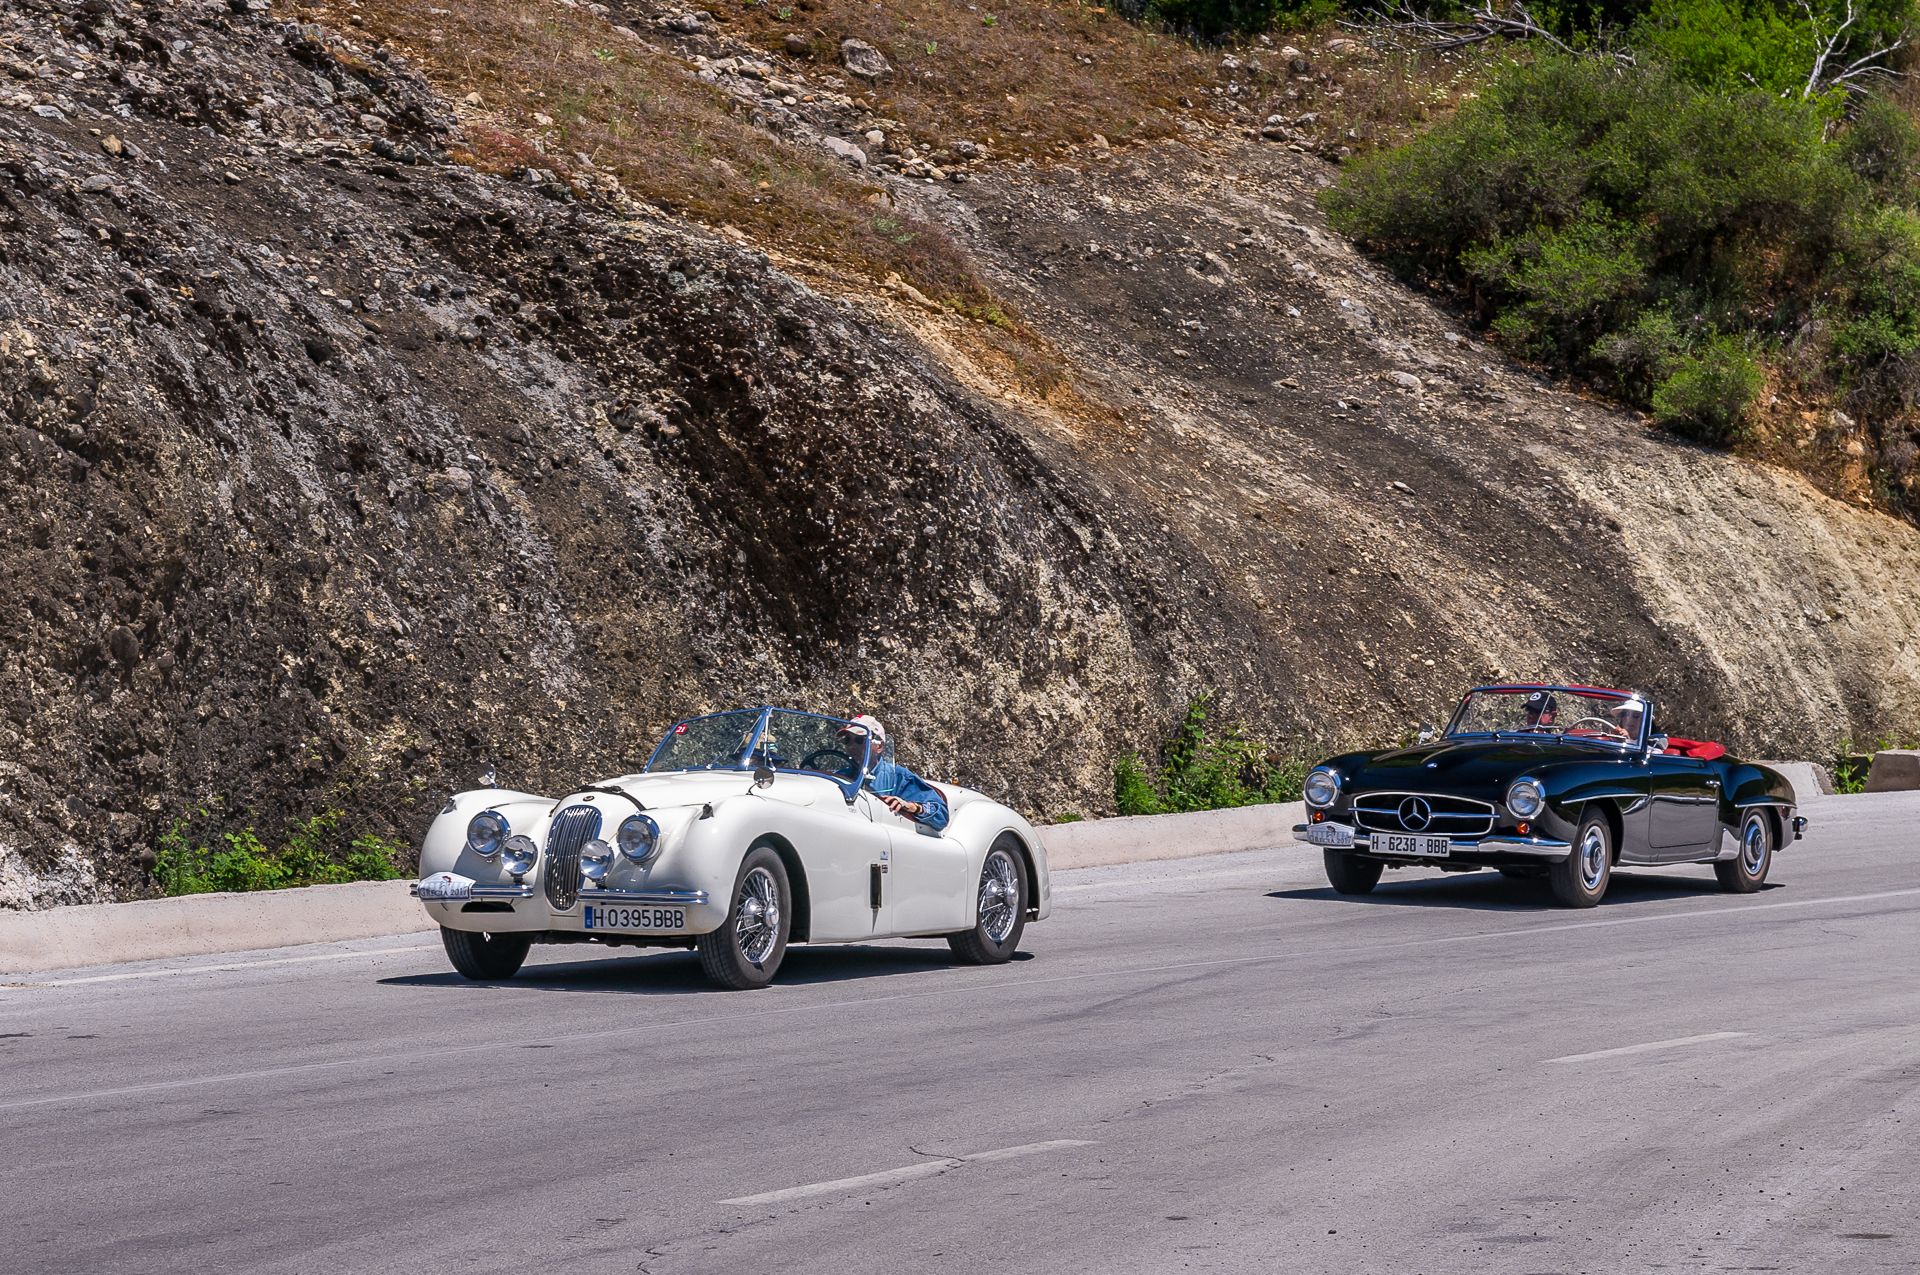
<box><xmin>1548</xmin><ymin>1031</ymin><xmax>1749</xmax><ymax>1065</ymax></box>
<box><xmin>719</xmin><ymin>1140</ymin><xmax>1095</xmax><ymax>1206</ymax></box>
<box><xmin>2</xmin><ymin>885</ymin><xmax>1916</xmax><ymax>1113</ymax></box>
<box><xmin>6</xmin><ymin>945</ymin><xmax>438</xmax><ymax>988</ymax></box>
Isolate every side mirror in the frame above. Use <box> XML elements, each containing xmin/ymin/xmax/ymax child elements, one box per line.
<box><xmin>753</xmin><ymin>760</ymin><xmax>775</xmax><ymax>789</ymax></box>
<box><xmin>1647</xmin><ymin>734</ymin><xmax>1669</xmax><ymax>754</ymax></box>
<box><xmin>1417</xmin><ymin>722</ymin><xmax>1435</xmax><ymax>744</ymax></box>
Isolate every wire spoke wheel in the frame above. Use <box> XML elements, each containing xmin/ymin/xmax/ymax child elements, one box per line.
<box><xmin>697</xmin><ymin>845</ymin><xmax>791</xmax><ymax>989</ymax></box>
<box><xmin>735</xmin><ymin>866</ymin><xmax>782</xmax><ymax>966</ymax></box>
<box><xmin>978</xmin><ymin>849</ymin><xmax>1019</xmax><ymax>943</ymax></box>
<box><xmin>948</xmin><ymin>836</ymin><xmax>1029</xmax><ymax>964</ymax></box>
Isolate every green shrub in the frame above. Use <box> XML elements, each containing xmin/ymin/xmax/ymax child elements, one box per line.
<box><xmin>1112</xmin><ymin>692</ymin><xmax>1306</xmax><ymax>815</ymax></box>
<box><xmin>153</xmin><ymin>809</ymin><xmax>404</xmax><ymax>897</ymax></box>
<box><xmin>1651</xmin><ymin>337</ymin><xmax>1766</xmax><ymax>441</ymax></box>
<box><xmin>1320</xmin><ymin>50</ymin><xmax>1920</xmax><ymax>451</ymax></box>
<box><xmin>1837</xmin><ymin>98</ymin><xmax>1920</xmax><ymax>195</ymax></box>
<box><xmin>1114</xmin><ymin>752</ymin><xmax>1165</xmax><ymax>816</ymax></box>
<box><xmin>1630</xmin><ymin>0</ymin><xmax>1914</xmax><ymax>97</ymax></box>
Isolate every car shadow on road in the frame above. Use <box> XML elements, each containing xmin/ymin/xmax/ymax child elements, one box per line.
<box><xmin>1268</xmin><ymin>869</ymin><xmax>1786</xmax><ymax>911</ymax></box>
<box><xmin>379</xmin><ymin>945</ymin><xmax>1031</xmax><ymax>995</ymax></box>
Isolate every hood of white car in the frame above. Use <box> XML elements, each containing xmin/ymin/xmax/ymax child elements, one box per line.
<box><xmin>570</xmin><ymin>769</ymin><xmax>818</xmax><ymax>809</ymax></box>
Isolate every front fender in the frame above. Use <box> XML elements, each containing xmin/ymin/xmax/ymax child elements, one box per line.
<box><xmin>944</xmin><ymin>799</ymin><xmax>1051</xmax><ymax>921</ymax></box>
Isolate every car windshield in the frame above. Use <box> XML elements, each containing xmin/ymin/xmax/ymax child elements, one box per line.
<box><xmin>645</xmin><ymin>708</ymin><xmax>884</xmax><ymax>781</ymax></box>
<box><xmin>1445</xmin><ymin>687</ymin><xmax>1647</xmax><ymax>747</ymax></box>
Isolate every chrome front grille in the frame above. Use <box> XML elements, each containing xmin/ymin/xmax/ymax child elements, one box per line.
<box><xmin>1352</xmin><ymin>792</ymin><xmax>1496</xmax><ymax>837</ymax></box>
<box><xmin>544</xmin><ymin>805</ymin><xmax>601</xmax><ymax>911</ymax></box>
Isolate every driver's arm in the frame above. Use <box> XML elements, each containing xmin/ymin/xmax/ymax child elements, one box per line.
<box><xmin>890</xmin><ymin>772</ymin><xmax>949</xmax><ymax>831</ymax></box>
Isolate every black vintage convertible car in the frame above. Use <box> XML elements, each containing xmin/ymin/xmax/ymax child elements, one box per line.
<box><xmin>1294</xmin><ymin>684</ymin><xmax>1806</xmax><ymax>907</ymax></box>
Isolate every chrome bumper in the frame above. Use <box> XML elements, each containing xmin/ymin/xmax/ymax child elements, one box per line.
<box><xmin>1292</xmin><ymin>824</ymin><xmax>1572</xmax><ymax>860</ymax></box>
<box><xmin>412</xmin><ymin>884</ymin><xmax>711</xmax><ymax>906</ymax></box>
<box><xmin>576</xmin><ymin>888</ymin><xmax>711</xmax><ymax>906</ymax></box>
<box><xmin>412</xmin><ymin>883</ymin><xmax>536</xmax><ymax>900</ymax></box>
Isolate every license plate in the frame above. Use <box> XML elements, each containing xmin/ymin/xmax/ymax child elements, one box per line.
<box><xmin>1305</xmin><ymin>823</ymin><xmax>1354</xmax><ymax>848</ymax></box>
<box><xmin>1373</xmin><ymin>833</ymin><xmax>1451</xmax><ymax>858</ymax></box>
<box><xmin>416</xmin><ymin>872</ymin><xmax>473</xmax><ymax>900</ymax></box>
<box><xmin>584</xmin><ymin>904</ymin><xmax>686</xmax><ymax>932</ymax></box>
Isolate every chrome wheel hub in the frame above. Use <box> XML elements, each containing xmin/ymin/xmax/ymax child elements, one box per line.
<box><xmin>978</xmin><ymin>850</ymin><xmax>1019</xmax><ymax>944</ymax></box>
<box><xmin>735</xmin><ymin>866</ymin><xmax>781</xmax><ymax>965</ymax></box>
<box><xmin>1579</xmin><ymin>826</ymin><xmax>1608</xmax><ymax>892</ymax></box>
<box><xmin>1742</xmin><ymin>819</ymin><xmax>1768</xmax><ymax>874</ymax></box>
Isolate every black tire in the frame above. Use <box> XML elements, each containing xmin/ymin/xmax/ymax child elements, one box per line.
<box><xmin>441</xmin><ymin>926</ymin><xmax>532</xmax><ymax>980</ymax></box>
<box><xmin>1324</xmin><ymin>850</ymin><xmax>1384</xmax><ymax>895</ymax></box>
<box><xmin>1714</xmin><ymin>810</ymin><xmax>1773</xmax><ymax>894</ymax></box>
<box><xmin>697</xmin><ymin>844</ymin><xmax>792</xmax><ymax>990</ymax></box>
<box><xmin>1549</xmin><ymin>807</ymin><xmax>1613</xmax><ymax>908</ymax></box>
<box><xmin>948</xmin><ymin>837</ymin><xmax>1029</xmax><ymax>964</ymax></box>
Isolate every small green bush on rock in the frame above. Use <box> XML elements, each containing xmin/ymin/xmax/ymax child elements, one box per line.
<box><xmin>1652</xmin><ymin>337</ymin><xmax>1766</xmax><ymax>442</ymax></box>
<box><xmin>154</xmin><ymin>809</ymin><xmax>405</xmax><ymax>896</ymax></box>
<box><xmin>1113</xmin><ymin>691</ymin><xmax>1305</xmax><ymax>815</ymax></box>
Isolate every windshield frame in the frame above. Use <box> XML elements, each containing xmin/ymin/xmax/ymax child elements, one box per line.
<box><xmin>1441</xmin><ymin>685</ymin><xmax>1651</xmax><ymax>751</ymax></box>
<box><xmin>644</xmin><ymin>707</ymin><xmax>884</xmax><ymax>800</ymax></box>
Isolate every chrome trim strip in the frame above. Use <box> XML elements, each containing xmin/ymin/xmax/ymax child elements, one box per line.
<box><xmin>578</xmin><ymin>888</ymin><xmax>712</xmax><ymax>905</ymax></box>
<box><xmin>1292</xmin><ymin>826</ymin><xmax>1572</xmax><ymax>858</ymax></box>
<box><xmin>412</xmin><ymin>884</ymin><xmax>536</xmax><ymax>900</ymax></box>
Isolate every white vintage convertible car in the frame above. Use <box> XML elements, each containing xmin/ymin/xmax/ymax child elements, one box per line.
<box><xmin>413</xmin><ymin>708</ymin><xmax>1051</xmax><ymax>989</ymax></box>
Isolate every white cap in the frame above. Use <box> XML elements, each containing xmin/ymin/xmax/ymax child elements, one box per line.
<box><xmin>842</xmin><ymin>713</ymin><xmax>887</xmax><ymax>744</ymax></box>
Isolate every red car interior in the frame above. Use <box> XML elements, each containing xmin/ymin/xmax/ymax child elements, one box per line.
<box><xmin>1662</xmin><ymin>738</ymin><xmax>1728</xmax><ymax>761</ymax></box>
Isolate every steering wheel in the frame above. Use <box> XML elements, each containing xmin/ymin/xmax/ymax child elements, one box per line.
<box><xmin>1566</xmin><ymin>716</ymin><xmax>1627</xmax><ymax>739</ymax></box>
<box><xmin>799</xmin><ymin>748</ymin><xmax>858</xmax><ymax>779</ymax></box>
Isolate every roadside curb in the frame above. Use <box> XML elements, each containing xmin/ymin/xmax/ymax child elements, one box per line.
<box><xmin>1038</xmin><ymin>802</ymin><xmax>1306</xmax><ymax>871</ymax></box>
<box><xmin>1</xmin><ymin>803</ymin><xmax>1311</xmax><ymax>975</ymax></box>
<box><xmin>0</xmin><ymin>879</ymin><xmax>430</xmax><ymax>975</ymax></box>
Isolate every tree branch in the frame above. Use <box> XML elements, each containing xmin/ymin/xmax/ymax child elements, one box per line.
<box><xmin>1342</xmin><ymin>1</ymin><xmax>1635</xmax><ymax>66</ymax></box>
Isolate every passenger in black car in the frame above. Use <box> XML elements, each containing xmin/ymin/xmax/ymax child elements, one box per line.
<box><xmin>1523</xmin><ymin>691</ymin><xmax>1559</xmax><ymax>729</ymax></box>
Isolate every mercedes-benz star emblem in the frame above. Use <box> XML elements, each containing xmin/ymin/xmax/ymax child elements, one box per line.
<box><xmin>1398</xmin><ymin>797</ymin><xmax>1432</xmax><ymax>831</ymax></box>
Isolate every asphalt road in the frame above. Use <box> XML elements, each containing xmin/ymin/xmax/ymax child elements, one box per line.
<box><xmin>3</xmin><ymin>791</ymin><xmax>1917</xmax><ymax>1274</ymax></box>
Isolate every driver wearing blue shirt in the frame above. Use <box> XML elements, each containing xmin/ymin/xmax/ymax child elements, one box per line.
<box><xmin>838</xmin><ymin>714</ymin><xmax>949</xmax><ymax>832</ymax></box>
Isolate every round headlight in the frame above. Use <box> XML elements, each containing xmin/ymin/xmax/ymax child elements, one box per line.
<box><xmin>581</xmin><ymin>838</ymin><xmax>614</xmax><ymax>881</ymax></box>
<box><xmin>1304</xmin><ymin>769</ymin><xmax>1340</xmax><ymax>808</ymax></box>
<box><xmin>465</xmin><ymin>810</ymin><xmax>508</xmax><ymax>858</ymax></box>
<box><xmin>616</xmin><ymin>813</ymin><xmax>660</xmax><ymax>863</ymax></box>
<box><xmin>1506</xmin><ymin>778</ymin><xmax>1545</xmax><ymax>820</ymax></box>
<box><xmin>501</xmin><ymin>834</ymin><xmax>538</xmax><ymax>878</ymax></box>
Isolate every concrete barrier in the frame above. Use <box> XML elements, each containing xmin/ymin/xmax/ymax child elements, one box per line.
<box><xmin>1039</xmin><ymin>802</ymin><xmax>1306</xmax><ymax>871</ymax></box>
<box><xmin>1864</xmin><ymin>750</ymin><xmax>1920</xmax><ymax>793</ymax></box>
<box><xmin>0</xmin><ymin>878</ymin><xmax>430</xmax><ymax>975</ymax></box>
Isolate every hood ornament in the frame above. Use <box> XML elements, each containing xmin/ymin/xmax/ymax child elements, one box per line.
<box><xmin>479</xmin><ymin>763</ymin><xmax>498</xmax><ymax>789</ymax></box>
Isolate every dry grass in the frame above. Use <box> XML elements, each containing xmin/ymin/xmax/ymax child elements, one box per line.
<box><xmin>712</xmin><ymin>0</ymin><xmax>1225</xmax><ymax>157</ymax></box>
<box><xmin>1287</xmin><ymin>41</ymin><xmax>1511</xmax><ymax>158</ymax></box>
<box><xmin>314</xmin><ymin>0</ymin><xmax>1010</xmax><ymax>314</ymax></box>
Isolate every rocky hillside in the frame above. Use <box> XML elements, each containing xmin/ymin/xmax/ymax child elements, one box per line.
<box><xmin>2</xmin><ymin>0</ymin><xmax>1916</xmax><ymax>907</ymax></box>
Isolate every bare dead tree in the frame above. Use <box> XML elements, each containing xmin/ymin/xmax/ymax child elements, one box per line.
<box><xmin>1342</xmin><ymin>1</ymin><xmax>1636</xmax><ymax>66</ymax></box>
<box><xmin>1800</xmin><ymin>0</ymin><xmax>1905</xmax><ymax>98</ymax></box>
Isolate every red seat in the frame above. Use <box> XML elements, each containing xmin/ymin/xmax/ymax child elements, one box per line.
<box><xmin>1662</xmin><ymin>737</ymin><xmax>1727</xmax><ymax>761</ymax></box>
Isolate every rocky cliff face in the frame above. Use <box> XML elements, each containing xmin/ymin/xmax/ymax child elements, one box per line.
<box><xmin>2</xmin><ymin>0</ymin><xmax>1915</xmax><ymax>907</ymax></box>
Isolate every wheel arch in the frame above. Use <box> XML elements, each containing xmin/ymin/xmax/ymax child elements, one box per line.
<box><xmin>1740</xmin><ymin>803</ymin><xmax>1783</xmax><ymax>852</ymax></box>
<box><xmin>993</xmin><ymin>828</ymin><xmax>1041</xmax><ymax>920</ymax></box>
<box><xmin>749</xmin><ymin>832</ymin><xmax>812</xmax><ymax>943</ymax></box>
<box><xmin>1583</xmin><ymin>798</ymin><xmax>1625</xmax><ymax>862</ymax></box>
